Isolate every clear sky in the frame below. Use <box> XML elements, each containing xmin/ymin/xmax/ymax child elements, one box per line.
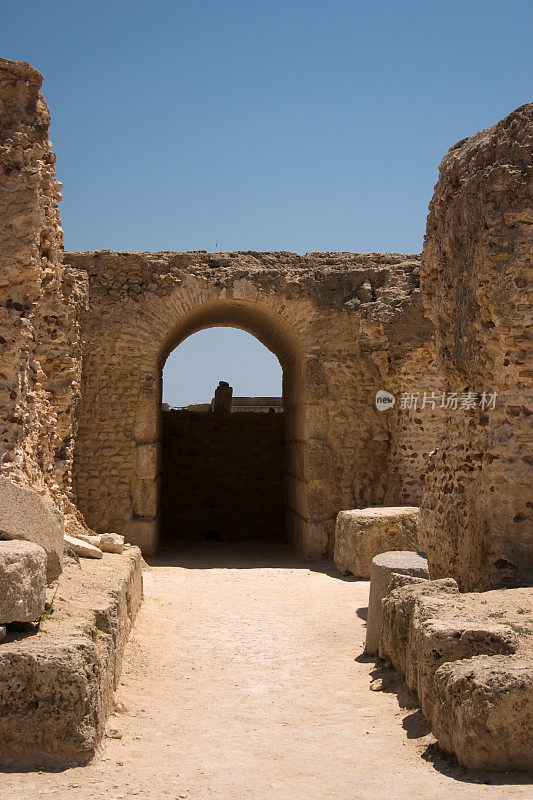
<box><xmin>3</xmin><ymin>1</ymin><xmax>532</xmax><ymax>404</ymax></box>
<box><xmin>163</xmin><ymin>329</ymin><xmax>282</xmax><ymax>406</ymax></box>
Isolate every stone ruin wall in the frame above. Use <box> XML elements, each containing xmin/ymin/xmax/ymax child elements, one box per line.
<box><xmin>0</xmin><ymin>59</ymin><xmax>87</xmax><ymax>519</ymax></box>
<box><xmin>66</xmin><ymin>249</ymin><xmax>443</xmax><ymax>556</ymax></box>
<box><xmin>419</xmin><ymin>102</ymin><xmax>533</xmax><ymax>590</ymax></box>
<box><xmin>1</xmin><ymin>55</ymin><xmax>529</xmax><ymax>587</ymax></box>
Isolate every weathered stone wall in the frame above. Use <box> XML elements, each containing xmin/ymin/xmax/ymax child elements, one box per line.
<box><xmin>161</xmin><ymin>409</ymin><xmax>284</xmax><ymax>543</ymax></box>
<box><xmin>0</xmin><ymin>58</ymin><xmax>87</xmax><ymax>513</ymax></box>
<box><xmin>419</xmin><ymin>103</ymin><xmax>533</xmax><ymax>590</ymax></box>
<box><xmin>3</xmin><ymin>57</ymin><xmax>529</xmax><ymax>588</ymax></box>
<box><xmin>66</xmin><ymin>249</ymin><xmax>439</xmax><ymax>556</ymax></box>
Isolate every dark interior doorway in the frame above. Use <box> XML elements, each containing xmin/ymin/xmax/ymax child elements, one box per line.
<box><xmin>160</xmin><ymin>402</ymin><xmax>285</xmax><ymax>547</ymax></box>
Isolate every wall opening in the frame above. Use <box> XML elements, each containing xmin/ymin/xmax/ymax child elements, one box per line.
<box><xmin>160</xmin><ymin>328</ymin><xmax>285</xmax><ymax>547</ymax></box>
<box><xmin>150</xmin><ymin>300</ymin><xmax>307</xmax><ymax>556</ymax></box>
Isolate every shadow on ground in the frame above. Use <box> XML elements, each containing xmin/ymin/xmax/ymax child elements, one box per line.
<box><xmin>358</xmin><ymin>652</ymin><xmax>533</xmax><ymax>787</ymax></box>
<box><xmin>147</xmin><ymin>539</ymin><xmax>362</xmax><ymax>582</ymax></box>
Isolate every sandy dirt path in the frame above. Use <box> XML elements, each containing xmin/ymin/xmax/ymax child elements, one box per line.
<box><xmin>3</xmin><ymin>544</ymin><xmax>531</xmax><ymax>800</ymax></box>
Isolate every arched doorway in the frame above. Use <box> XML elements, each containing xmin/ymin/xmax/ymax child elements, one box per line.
<box><xmin>160</xmin><ymin>327</ymin><xmax>285</xmax><ymax>548</ymax></box>
<box><xmin>71</xmin><ymin>256</ymin><xmax>347</xmax><ymax>560</ymax></box>
<box><xmin>128</xmin><ymin>298</ymin><xmax>310</xmax><ymax>555</ymax></box>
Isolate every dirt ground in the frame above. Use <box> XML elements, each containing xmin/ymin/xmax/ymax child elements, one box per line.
<box><xmin>2</xmin><ymin>543</ymin><xmax>531</xmax><ymax>800</ymax></box>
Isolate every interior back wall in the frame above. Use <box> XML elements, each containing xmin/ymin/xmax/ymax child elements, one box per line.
<box><xmin>161</xmin><ymin>409</ymin><xmax>285</xmax><ymax>544</ymax></box>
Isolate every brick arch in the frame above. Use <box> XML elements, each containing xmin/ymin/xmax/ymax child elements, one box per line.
<box><xmin>109</xmin><ymin>283</ymin><xmax>336</xmax><ymax>557</ymax></box>
<box><xmin>158</xmin><ymin>298</ymin><xmax>304</xmax><ymax>371</ymax></box>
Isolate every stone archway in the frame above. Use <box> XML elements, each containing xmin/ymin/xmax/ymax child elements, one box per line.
<box><xmin>69</xmin><ymin>249</ymin><xmax>432</xmax><ymax>563</ymax></box>
<box><xmin>134</xmin><ymin>298</ymin><xmax>308</xmax><ymax>554</ymax></box>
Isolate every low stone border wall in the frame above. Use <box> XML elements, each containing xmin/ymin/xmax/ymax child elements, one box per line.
<box><xmin>0</xmin><ymin>547</ymin><xmax>143</xmax><ymax>768</ymax></box>
<box><xmin>378</xmin><ymin>576</ymin><xmax>533</xmax><ymax>771</ymax></box>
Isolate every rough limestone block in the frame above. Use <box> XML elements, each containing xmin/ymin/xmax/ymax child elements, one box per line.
<box><xmin>0</xmin><ymin>548</ymin><xmax>143</xmax><ymax>768</ymax></box>
<box><xmin>0</xmin><ymin>476</ymin><xmax>64</xmax><ymax>582</ymax></box>
<box><xmin>334</xmin><ymin>507</ymin><xmax>420</xmax><ymax>579</ymax></box>
<box><xmin>432</xmin><ymin>655</ymin><xmax>533</xmax><ymax>771</ymax></box>
<box><xmin>409</xmin><ymin>599</ymin><xmax>518</xmax><ymax>722</ymax></box>
<box><xmin>0</xmin><ymin>540</ymin><xmax>46</xmax><ymax>623</ymax></box>
<box><xmin>0</xmin><ymin>638</ymin><xmax>100</xmax><ymax>766</ymax></box>
<box><xmin>131</xmin><ymin>476</ymin><xmax>158</xmax><ymax>518</ymax></box>
<box><xmin>64</xmin><ymin>534</ymin><xmax>102</xmax><ymax>559</ymax></box>
<box><xmin>365</xmin><ymin>551</ymin><xmax>429</xmax><ymax>655</ymax></box>
<box><xmin>136</xmin><ymin>443</ymin><xmax>157</xmax><ymax>480</ymax></box>
<box><xmin>379</xmin><ymin>578</ymin><xmax>459</xmax><ymax>674</ymax></box>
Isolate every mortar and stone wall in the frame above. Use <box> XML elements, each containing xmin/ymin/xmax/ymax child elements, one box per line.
<box><xmin>419</xmin><ymin>102</ymin><xmax>533</xmax><ymax>590</ymax></box>
<box><xmin>66</xmin><ymin>249</ymin><xmax>441</xmax><ymax>557</ymax></box>
<box><xmin>0</xmin><ymin>58</ymin><xmax>87</xmax><ymax>524</ymax></box>
<box><xmin>1</xmin><ymin>54</ymin><xmax>532</xmax><ymax>772</ymax></box>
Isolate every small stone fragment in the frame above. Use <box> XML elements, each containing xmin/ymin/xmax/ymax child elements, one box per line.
<box><xmin>64</xmin><ymin>534</ymin><xmax>103</xmax><ymax>559</ymax></box>
<box><xmin>370</xmin><ymin>678</ymin><xmax>383</xmax><ymax>691</ymax></box>
<box><xmin>99</xmin><ymin>533</ymin><xmax>124</xmax><ymax>554</ymax></box>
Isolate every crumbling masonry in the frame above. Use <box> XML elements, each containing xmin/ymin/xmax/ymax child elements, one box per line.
<box><xmin>1</xmin><ymin>58</ymin><xmax>531</xmax><ymax>592</ymax></box>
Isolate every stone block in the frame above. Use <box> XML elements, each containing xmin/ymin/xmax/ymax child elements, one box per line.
<box><xmin>305</xmin><ymin>438</ymin><xmax>335</xmax><ymax>477</ymax></box>
<box><xmin>0</xmin><ymin>548</ymin><xmax>143</xmax><ymax>768</ymax></box>
<box><xmin>303</xmin><ymin>520</ymin><xmax>330</xmax><ymax>557</ymax></box>
<box><xmin>0</xmin><ymin>540</ymin><xmax>46</xmax><ymax>624</ymax></box>
<box><xmin>136</xmin><ymin>443</ymin><xmax>158</xmax><ymax>480</ymax></box>
<box><xmin>124</xmin><ymin>519</ymin><xmax>157</xmax><ymax>554</ymax></box>
<box><xmin>334</xmin><ymin>506</ymin><xmax>420</xmax><ymax>579</ymax></box>
<box><xmin>131</xmin><ymin>476</ymin><xmax>158</xmax><ymax>517</ymax></box>
<box><xmin>409</xmin><ymin>600</ymin><xmax>518</xmax><ymax>721</ymax></box>
<box><xmin>379</xmin><ymin>577</ymin><xmax>459</xmax><ymax>674</ymax></box>
<box><xmin>306</xmin><ymin>482</ymin><xmax>339</xmax><ymax>520</ymax></box>
<box><xmin>0</xmin><ymin>638</ymin><xmax>100</xmax><ymax>766</ymax></box>
<box><xmin>365</xmin><ymin>551</ymin><xmax>429</xmax><ymax>655</ymax></box>
<box><xmin>304</xmin><ymin>404</ymin><xmax>329</xmax><ymax>438</ymax></box>
<box><xmin>432</xmin><ymin>655</ymin><xmax>533</xmax><ymax>771</ymax></box>
<box><xmin>0</xmin><ymin>476</ymin><xmax>64</xmax><ymax>582</ymax></box>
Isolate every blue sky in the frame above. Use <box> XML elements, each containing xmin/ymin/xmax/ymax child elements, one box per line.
<box><xmin>3</xmin><ymin>1</ymin><xmax>532</xmax><ymax>404</ymax></box>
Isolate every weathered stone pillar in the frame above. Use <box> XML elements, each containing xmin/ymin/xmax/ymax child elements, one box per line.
<box><xmin>419</xmin><ymin>103</ymin><xmax>533</xmax><ymax>589</ymax></box>
<box><xmin>0</xmin><ymin>58</ymin><xmax>87</xmax><ymax>509</ymax></box>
